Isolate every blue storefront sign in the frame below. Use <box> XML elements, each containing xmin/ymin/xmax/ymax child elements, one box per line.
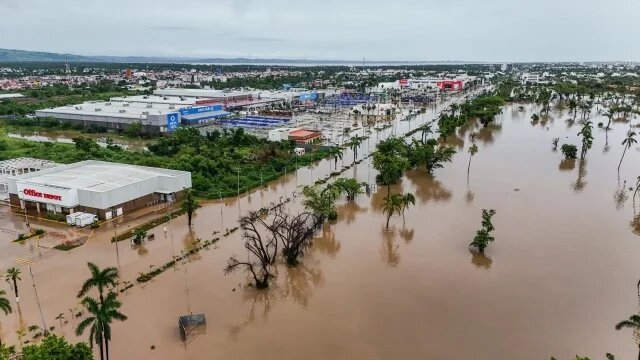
<box><xmin>179</xmin><ymin>105</ymin><xmax>223</xmax><ymax>116</ymax></box>
<box><xmin>299</xmin><ymin>92</ymin><xmax>318</xmax><ymax>102</ymax></box>
<box><xmin>167</xmin><ymin>113</ymin><xmax>180</xmax><ymax>132</ymax></box>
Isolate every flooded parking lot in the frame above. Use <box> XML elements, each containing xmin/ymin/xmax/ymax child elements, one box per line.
<box><xmin>2</xmin><ymin>100</ymin><xmax>639</xmax><ymax>359</ymax></box>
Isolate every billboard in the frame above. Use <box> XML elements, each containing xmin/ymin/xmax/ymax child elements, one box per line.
<box><xmin>167</xmin><ymin>113</ymin><xmax>180</xmax><ymax>132</ymax></box>
<box><xmin>16</xmin><ymin>183</ymin><xmax>79</xmax><ymax>207</ymax></box>
<box><xmin>179</xmin><ymin>105</ymin><xmax>223</xmax><ymax>116</ymax></box>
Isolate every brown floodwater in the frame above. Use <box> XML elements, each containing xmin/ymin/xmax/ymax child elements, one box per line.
<box><xmin>2</xmin><ymin>99</ymin><xmax>640</xmax><ymax>359</ymax></box>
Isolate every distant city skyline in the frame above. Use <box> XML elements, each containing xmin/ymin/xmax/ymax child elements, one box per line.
<box><xmin>1</xmin><ymin>0</ymin><xmax>639</xmax><ymax>62</ymax></box>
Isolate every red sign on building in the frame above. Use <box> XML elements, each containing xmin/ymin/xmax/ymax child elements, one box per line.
<box><xmin>24</xmin><ymin>188</ymin><xmax>62</xmax><ymax>201</ymax></box>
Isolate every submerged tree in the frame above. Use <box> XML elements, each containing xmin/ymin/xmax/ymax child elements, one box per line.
<box><xmin>4</xmin><ymin>267</ymin><xmax>21</xmax><ymax>303</ymax></box>
<box><xmin>614</xmin><ymin>314</ymin><xmax>640</xmax><ymax>360</ymax></box>
<box><xmin>578</xmin><ymin>121</ymin><xmax>594</xmax><ymax>158</ymax></box>
<box><xmin>181</xmin><ymin>188</ymin><xmax>199</xmax><ymax>227</ymax></box>
<box><xmin>225</xmin><ymin>210</ymin><xmax>279</xmax><ymax>289</ymax></box>
<box><xmin>382</xmin><ymin>193</ymin><xmax>404</xmax><ymax>229</ymax></box>
<box><xmin>400</xmin><ymin>193</ymin><xmax>416</xmax><ymax>225</ymax></box>
<box><xmin>302</xmin><ymin>185</ymin><xmax>340</xmax><ymax>221</ymax></box>
<box><xmin>467</xmin><ymin>143</ymin><xmax>479</xmax><ymax>179</ymax></box>
<box><xmin>407</xmin><ymin>139</ymin><xmax>456</xmax><ymax>174</ymax></box>
<box><xmin>269</xmin><ymin>207</ymin><xmax>321</xmax><ymax>267</ymax></box>
<box><xmin>618</xmin><ymin>131</ymin><xmax>637</xmax><ymax>174</ymax></box>
<box><xmin>561</xmin><ymin>144</ymin><xmax>578</xmax><ymax>160</ymax></box>
<box><xmin>22</xmin><ymin>335</ymin><xmax>94</xmax><ymax>359</ymax></box>
<box><xmin>470</xmin><ymin>209</ymin><xmax>497</xmax><ymax>253</ymax></box>
<box><xmin>332</xmin><ymin>178</ymin><xmax>364</xmax><ymax>202</ymax></box>
<box><xmin>373</xmin><ymin>138</ymin><xmax>410</xmax><ymax>194</ymax></box>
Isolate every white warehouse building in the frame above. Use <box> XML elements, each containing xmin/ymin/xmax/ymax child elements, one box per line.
<box><xmin>7</xmin><ymin>160</ymin><xmax>192</xmax><ymax>220</ymax></box>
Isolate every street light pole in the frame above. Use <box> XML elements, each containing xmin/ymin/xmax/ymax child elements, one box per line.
<box><xmin>29</xmin><ymin>266</ymin><xmax>47</xmax><ymax>334</ymax></box>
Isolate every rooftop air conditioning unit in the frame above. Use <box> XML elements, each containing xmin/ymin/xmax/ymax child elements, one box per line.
<box><xmin>142</xmin><ymin>111</ymin><xmax>149</xmax><ymax>115</ymax></box>
<box><xmin>143</xmin><ymin>96</ymin><xmax>148</xmax><ymax>99</ymax></box>
<box><xmin>123</xmin><ymin>103</ymin><xmax>130</xmax><ymax>107</ymax></box>
<box><xmin>169</xmin><ymin>106</ymin><xmax>175</xmax><ymax>109</ymax></box>
<box><xmin>94</xmin><ymin>108</ymin><xmax>102</xmax><ymax>112</ymax></box>
<box><xmin>119</xmin><ymin>109</ymin><xmax>126</xmax><ymax>113</ymax></box>
<box><xmin>105</xmin><ymin>102</ymin><xmax>111</xmax><ymax>105</ymax></box>
<box><xmin>146</xmin><ymin>103</ymin><xmax>153</xmax><ymax>108</ymax></box>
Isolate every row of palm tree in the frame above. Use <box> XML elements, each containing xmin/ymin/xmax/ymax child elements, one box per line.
<box><xmin>382</xmin><ymin>192</ymin><xmax>416</xmax><ymax>229</ymax></box>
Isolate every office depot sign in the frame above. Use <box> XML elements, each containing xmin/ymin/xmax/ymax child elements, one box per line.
<box><xmin>23</xmin><ymin>188</ymin><xmax>62</xmax><ymax>201</ymax></box>
<box><xmin>17</xmin><ymin>184</ymin><xmax>78</xmax><ymax>207</ymax></box>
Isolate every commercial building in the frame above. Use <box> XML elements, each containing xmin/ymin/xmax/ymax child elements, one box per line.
<box><xmin>0</xmin><ymin>157</ymin><xmax>58</xmax><ymax>199</ymax></box>
<box><xmin>7</xmin><ymin>160</ymin><xmax>191</xmax><ymax>220</ymax></box>
<box><xmin>34</xmin><ymin>99</ymin><xmax>230</xmax><ymax>133</ymax></box>
<box><xmin>521</xmin><ymin>73</ymin><xmax>541</xmax><ymax>84</ymax></box>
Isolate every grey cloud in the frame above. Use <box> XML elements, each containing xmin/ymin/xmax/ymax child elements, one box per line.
<box><xmin>0</xmin><ymin>0</ymin><xmax>638</xmax><ymax>61</ymax></box>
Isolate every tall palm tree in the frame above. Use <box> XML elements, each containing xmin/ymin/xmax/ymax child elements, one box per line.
<box><xmin>4</xmin><ymin>267</ymin><xmax>21</xmax><ymax>303</ymax></box>
<box><xmin>76</xmin><ymin>292</ymin><xmax>127</xmax><ymax>360</ymax></box>
<box><xmin>619</xmin><ymin>131</ymin><xmax>637</xmax><ymax>173</ymax></box>
<box><xmin>604</xmin><ymin>109</ymin><xmax>615</xmax><ymax>130</ymax></box>
<box><xmin>382</xmin><ymin>193</ymin><xmax>403</xmax><ymax>229</ymax></box>
<box><xmin>181</xmin><ymin>188</ymin><xmax>199</xmax><ymax>227</ymax></box>
<box><xmin>400</xmin><ymin>193</ymin><xmax>416</xmax><ymax>225</ymax></box>
<box><xmin>0</xmin><ymin>289</ymin><xmax>11</xmax><ymax>347</ymax></box>
<box><xmin>77</xmin><ymin>262</ymin><xmax>119</xmax><ymax>304</ymax></box>
<box><xmin>614</xmin><ymin>314</ymin><xmax>640</xmax><ymax>360</ymax></box>
<box><xmin>467</xmin><ymin>143</ymin><xmax>479</xmax><ymax>179</ymax></box>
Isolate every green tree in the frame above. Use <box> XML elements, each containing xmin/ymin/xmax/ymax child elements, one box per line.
<box><xmin>603</xmin><ymin>109</ymin><xmax>615</xmax><ymax>131</ymax></box>
<box><xmin>578</xmin><ymin>121</ymin><xmax>594</xmax><ymax>158</ymax></box>
<box><xmin>302</xmin><ymin>185</ymin><xmax>339</xmax><ymax>221</ymax></box>
<box><xmin>382</xmin><ymin>193</ymin><xmax>404</xmax><ymax>229</ymax></box>
<box><xmin>347</xmin><ymin>135</ymin><xmax>366</xmax><ymax>164</ymax></box>
<box><xmin>328</xmin><ymin>146</ymin><xmax>344</xmax><ymax>171</ymax></box>
<box><xmin>4</xmin><ymin>267</ymin><xmax>21</xmax><ymax>303</ymax></box>
<box><xmin>180</xmin><ymin>188</ymin><xmax>199</xmax><ymax>227</ymax></box>
<box><xmin>618</xmin><ymin>131</ymin><xmax>637</xmax><ymax>174</ymax></box>
<box><xmin>400</xmin><ymin>193</ymin><xmax>416</xmax><ymax>225</ymax></box>
<box><xmin>0</xmin><ymin>289</ymin><xmax>12</xmax><ymax>348</ymax></box>
<box><xmin>567</xmin><ymin>99</ymin><xmax>578</xmax><ymax>119</ymax></box>
<box><xmin>561</xmin><ymin>144</ymin><xmax>578</xmax><ymax>159</ymax></box>
<box><xmin>407</xmin><ymin>139</ymin><xmax>456</xmax><ymax>174</ymax></box>
<box><xmin>531</xmin><ymin>113</ymin><xmax>540</xmax><ymax>122</ymax></box>
<box><xmin>332</xmin><ymin>178</ymin><xmax>364</xmax><ymax>202</ymax></box>
<box><xmin>22</xmin><ymin>334</ymin><xmax>94</xmax><ymax>360</ymax></box>
<box><xmin>76</xmin><ymin>293</ymin><xmax>127</xmax><ymax>360</ymax></box>
<box><xmin>467</xmin><ymin>143</ymin><xmax>479</xmax><ymax>178</ymax></box>
<box><xmin>373</xmin><ymin>138</ymin><xmax>409</xmax><ymax>194</ymax></box>
<box><xmin>77</xmin><ymin>263</ymin><xmax>119</xmax><ymax>305</ymax></box>
<box><xmin>132</xmin><ymin>229</ymin><xmax>147</xmax><ymax>245</ymax></box>
<box><xmin>470</xmin><ymin>209</ymin><xmax>497</xmax><ymax>253</ymax></box>
<box><xmin>614</xmin><ymin>314</ymin><xmax>640</xmax><ymax>360</ymax></box>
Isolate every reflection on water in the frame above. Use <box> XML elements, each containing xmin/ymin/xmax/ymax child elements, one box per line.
<box><xmin>630</xmin><ymin>215</ymin><xmax>640</xmax><ymax>237</ymax></box>
<box><xmin>399</xmin><ymin>227</ymin><xmax>415</xmax><ymax>244</ymax></box>
<box><xmin>614</xmin><ymin>181</ymin><xmax>629</xmax><ymax>210</ymax></box>
<box><xmin>337</xmin><ymin>202</ymin><xmax>368</xmax><ymax>224</ymax></box>
<box><xmin>465</xmin><ymin>189</ymin><xmax>475</xmax><ymax>205</ymax></box>
<box><xmin>313</xmin><ymin>224</ymin><xmax>340</xmax><ymax>258</ymax></box>
<box><xmin>280</xmin><ymin>264</ymin><xmax>324</xmax><ymax>307</ymax></box>
<box><xmin>228</xmin><ymin>287</ymin><xmax>276</xmax><ymax>341</ymax></box>
<box><xmin>380</xmin><ymin>227</ymin><xmax>400</xmax><ymax>267</ymax></box>
<box><xmin>476</xmin><ymin>123</ymin><xmax>502</xmax><ymax>145</ymax></box>
<box><xmin>572</xmin><ymin>159</ymin><xmax>588</xmax><ymax>193</ymax></box>
<box><xmin>559</xmin><ymin>158</ymin><xmax>576</xmax><ymax>172</ymax></box>
<box><xmin>405</xmin><ymin>170</ymin><xmax>452</xmax><ymax>205</ymax></box>
<box><xmin>470</xmin><ymin>251</ymin><xmax>493</xmax><ymax>270</ymax></box>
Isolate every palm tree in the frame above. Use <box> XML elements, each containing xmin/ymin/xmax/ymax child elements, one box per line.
<box><xmin>467</xmin><ymin>143</ymin><xmax>479</xmax><ymax>179</ymax></box>
<box><xmin>77</xmin><ymin>262</ymin><xmax>119</xmax><ymax>304</ymax></box>
<box><xmin>400</xmin><ymin>193</ymin><xmax>416</xmax><ymax>225</ymax></box>
<box><xmin>614</xmin><ymin>314</ymin><xmax>640</xmax><ymax>360</ymax></box>
<box><xmin>604</xmin><ymin>109</ymin><xmax>615</xmax><ymax>130</ymax></box>
<box><xmin>382</xmin><ymin>193</ymin><xmax>403</xmax><ymax>229</ymax></box>
<box><xmin>329</xmin><ymin>147</ymin><xmax>344</xmax><ymax>171</ymax></box>
<box><xmin>0</xmin><ymin>289</ymin><xmax>11</xmax><ymax>347</ymax></box>
<box><xmin>76</xmin><ymin>292</ymin><xmax>127</xmax><ymax>360</ymax></box>
<box><xmin>4</xmin><ymin>267</ymin><xmax>21</xmax><ymax>303</ymax></box>
<box><xmin>619</xmin><ymin>131</ymin><xmax>637</xmax><ymax>174</ymax></box>
<box><xmin>180</xmin><ymin>188</ymin><xmax>199</xmax><ymax>227</ymax></box>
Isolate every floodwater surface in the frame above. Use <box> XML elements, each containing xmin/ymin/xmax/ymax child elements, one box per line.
<box><xmin>2</xmin><ymin>100</ymin><xmax>640</xmax><ymax>359</ymax></box>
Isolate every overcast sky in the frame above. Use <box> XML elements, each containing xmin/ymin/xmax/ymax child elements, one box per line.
<box><xmin>1</xmin><ymin>0</ymin><xmax>638</xmax><ymax>62</ymax></box>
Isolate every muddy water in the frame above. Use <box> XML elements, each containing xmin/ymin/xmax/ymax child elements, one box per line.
<box><xmin>2</xmin><ymin>99</ymin><xmax>640</xmax><ymax>359</ymax></box>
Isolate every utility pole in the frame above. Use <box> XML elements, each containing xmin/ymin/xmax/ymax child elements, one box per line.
<box><xmin>29</xmin><ymin>266</ymin><xmax>47</xmax><ymax>334</ymax></box>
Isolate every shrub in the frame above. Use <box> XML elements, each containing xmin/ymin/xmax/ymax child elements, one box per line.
<box><xmin>561</xmin><ymin>144</ymin><xmax>578</xmax><ymax>159</ymax></box>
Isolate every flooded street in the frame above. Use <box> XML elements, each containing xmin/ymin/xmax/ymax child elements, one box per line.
<box><xmin>2</xmin><ymin>101</ymin><xmax>640</xmax><ymax>359</ymax></box>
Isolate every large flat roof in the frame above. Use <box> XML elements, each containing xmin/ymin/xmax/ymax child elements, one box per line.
<box><xmin>154</xmin><ymin>88</ymin><xmax>253</xmax><ymax>98</ymax></box>
<box><xmin>110</xmin><ymin>95</ymin><xmax>200</xmax><ymax>106</ymax></box>
<box><xmin>9</xmin><ymin>160</ymin><xmax>189</xmax><ymax>193</ymax></box>
<box><xmin>35</xmin><ymin>100</ymin><xmax>179</xmax><ymax>119</ymax></box>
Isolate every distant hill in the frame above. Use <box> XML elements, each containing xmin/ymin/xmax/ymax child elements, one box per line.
<box><xmin>0</xmin><ymin>48</ymin><xmax>475</xmax><ymax>65</ymax></box>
